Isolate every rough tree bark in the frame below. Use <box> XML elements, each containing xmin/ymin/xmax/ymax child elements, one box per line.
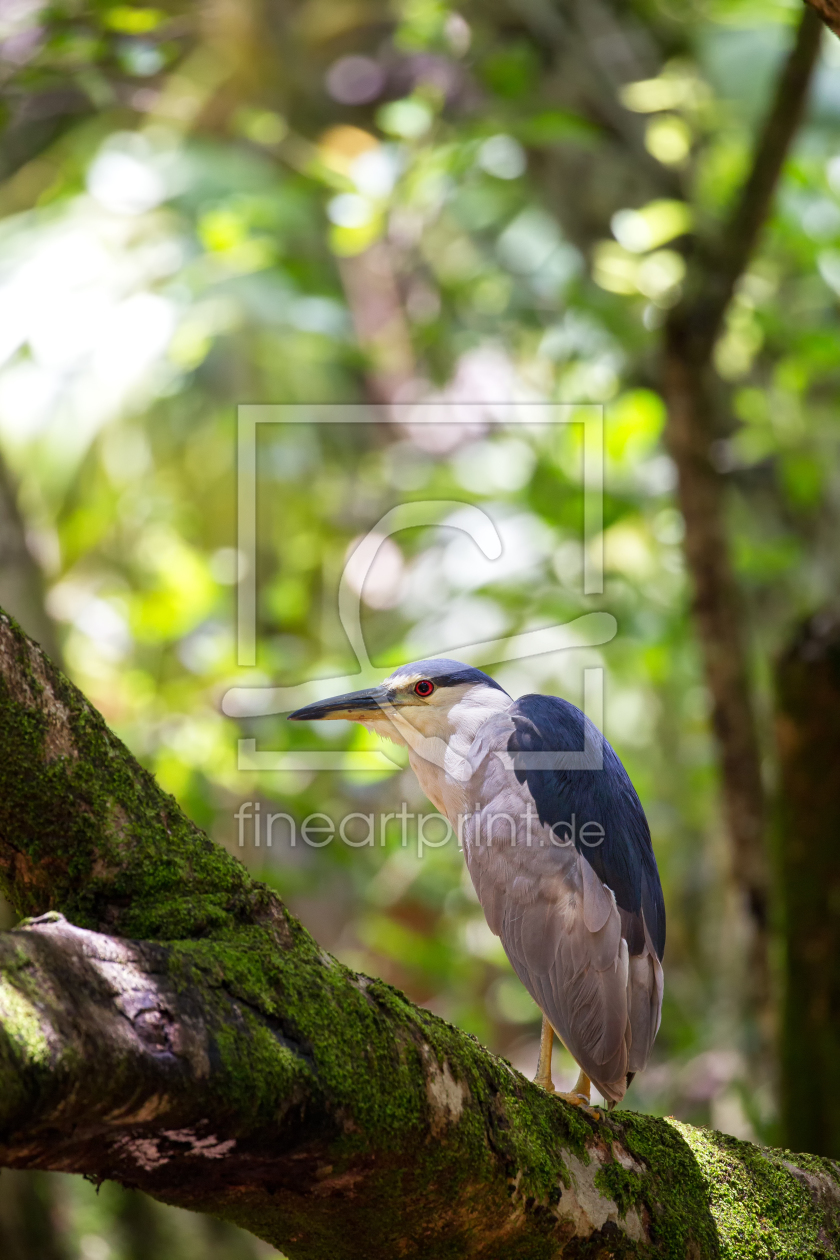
<box><xmin>0</xmin><ymin>624</ymin><xmax>838</xmax><ymax>1258</ymax></box>
<box><xmin>775</xmin><ymin>612</ymin><xmax>840</xmax><ymax>1160</ymax></box>
<box><xmin>661</xmin><ymin>7</ymin><xmax>823</xmax><ymax>1036</ymax></box>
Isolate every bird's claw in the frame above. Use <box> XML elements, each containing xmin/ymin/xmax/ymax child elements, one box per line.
<box><xmin>556</xmin><ymin>1090</ymin><xmax>591</xmax><ymax>1107</ymax></box>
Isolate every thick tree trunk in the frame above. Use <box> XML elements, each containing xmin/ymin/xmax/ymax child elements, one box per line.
<box><xmin>775</xmin><ymin>612</ymin><xmax>840</xmax><ymax>1159</ymax></box>
<box><xmin>0</xmin><ymin>620</ymin><xmax>837</xmax><ymax>1255</ymax></box>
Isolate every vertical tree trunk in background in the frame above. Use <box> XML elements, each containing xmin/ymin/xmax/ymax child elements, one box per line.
<box><xmin>0</xmin><ymin>456</ymin><xmax>59</xmax><ymax>663</ymax></box>
<box><xmin>116</xmin><ymin>1189</ymin><xmax>269</xmax><ymax>1260</ymax></box>
<box><xmin>661</xmin><ymin>7</ymin><xmax>823</xmax><ymax>1056</ymax></box>
<box><xmin>662</xmin><ymin>338</ymin><xmax>771</xmax><ymax>1032</ymax></box>
<box><xmin>117</xmin><ymin>1188</ymin><xmax>168</xmax><ymax>1260</ymax></box>
<box><xmin>775</xmin><ymin>611</ymin><xmax>840</xmax><ymax>1157</ymax></box>
<box><xmin>0</xmin><ymin>1170</ymin><xmax>70</xmax><ymax>1260</ymax></box>
<box><xmin>339</xmin><ymin>241</ymin><xmax>416</xmax><ymax>404</ymax></box>
<box><xmin>0</xmin><ymin>450</ymin><xmax>58</xmax><ymax>929</ymax></box>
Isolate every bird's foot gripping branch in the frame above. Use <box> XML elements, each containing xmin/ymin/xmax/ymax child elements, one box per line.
<box><xmin>0</xmin><ymin>608</ymin><xmax>838</xmax><ymax>1258</ymax></box>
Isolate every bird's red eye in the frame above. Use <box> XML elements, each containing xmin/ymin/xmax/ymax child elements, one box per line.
<box><xmin>415</xmin><ymin>679</ymin><xmax>434</xmax><ymax>697</ymax></box>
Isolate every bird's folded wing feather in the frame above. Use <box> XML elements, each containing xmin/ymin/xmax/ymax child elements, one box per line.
<box><xmin>463</xmin><ymin>706</ymin><xmax>663</xmax><ymax>1102</ymax></box>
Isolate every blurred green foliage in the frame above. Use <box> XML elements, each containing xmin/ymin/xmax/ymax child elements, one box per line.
<box><xmin>1</xmin><ymin>0</ymin><xmax>840</xmax><ymax>1247</ymax></box>
<box><xmin>0</xmin><ymin>1168</ymin><xmax>278</xmax><ymax>1259</ymax></box>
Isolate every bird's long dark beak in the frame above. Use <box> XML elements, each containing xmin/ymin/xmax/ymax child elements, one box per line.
<box><xmin>287</xmin><ymin>684</ymin><xmax>390</xmax><ymax>722</ymax></box>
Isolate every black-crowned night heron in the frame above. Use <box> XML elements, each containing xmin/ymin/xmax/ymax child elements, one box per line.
<box><xmin>289</xmin><ymin>659</ymin><xmax>665</xmax><ymax>1107</ymax></box>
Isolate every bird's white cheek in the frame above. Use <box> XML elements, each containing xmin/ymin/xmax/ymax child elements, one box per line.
<box><xmin>414</xmin><ymin>706</ymin><xmax>441</xmax><ymax>732</ymax></box>
<box><xmin>360</xmin><ymin>716</ymin><xmax>408</xmax><ymax>747</ymax></box>
<box><xmin>392</xmin><ymin>707</ymin><xmax>450</xmax><ymax>742</ymax></box>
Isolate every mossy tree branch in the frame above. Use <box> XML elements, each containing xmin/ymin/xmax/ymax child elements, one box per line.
<box><xmin>0</xmin><ymin>611</ymin><xmax>838</xmax><ymax>1258</ymax></box>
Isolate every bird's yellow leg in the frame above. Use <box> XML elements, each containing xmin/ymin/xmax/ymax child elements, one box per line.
<box><xmin>571</xmin><ymin>1069</ymin><xmax>591</xmax><ymax>1102</ymax></box>
<box><xmin>533</xmin><ymin>1015</ymin><xmax>555</xmax><ymax>1093</ymax></box>
<box><xmin>534</xmin><ymin>1020</ymin><xmax>592</xmax><ymax>1107</ymax></box>
<box><xmin>556</xmin><ymin>1067</ymin><xmax>591</xmax><ymax>1107</ymax></box>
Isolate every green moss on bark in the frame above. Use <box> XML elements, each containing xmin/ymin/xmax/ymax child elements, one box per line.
<box><xmin>674</xmin><ymin>1120</ymin><xmax>840</xmax><ymax>1258</ymax></box>
<box><xmin>593</xmin><ymin>1161</ymin><xmax>646</xmax><ymax>1220</ymax></box>
<box><xmin>0</xmin><ymin>610</ymin><xmax>254</xmax><ymax>939</ymax></box>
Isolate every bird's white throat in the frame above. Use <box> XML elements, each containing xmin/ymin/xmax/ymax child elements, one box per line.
<box><xmin>361</xmin><ymin>681</ymin><xmax>513</xmax><ymax>818</ymax></box>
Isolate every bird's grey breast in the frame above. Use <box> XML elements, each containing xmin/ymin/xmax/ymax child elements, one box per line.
<box><xmin>458</xmin><ymin>700</ymin><xmax>664</xmax><ymax>1102</ymax></box>
<box><xmin>460</xmin><ymin>709</ymin><xmax>583</xmax><ymax>947</ymax></box>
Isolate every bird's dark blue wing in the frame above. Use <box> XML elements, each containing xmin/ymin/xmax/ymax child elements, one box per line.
<box><xmin>506</xmin><ymin>693</ymin><xmax>665</xmax><ymax>961</ymax></box>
